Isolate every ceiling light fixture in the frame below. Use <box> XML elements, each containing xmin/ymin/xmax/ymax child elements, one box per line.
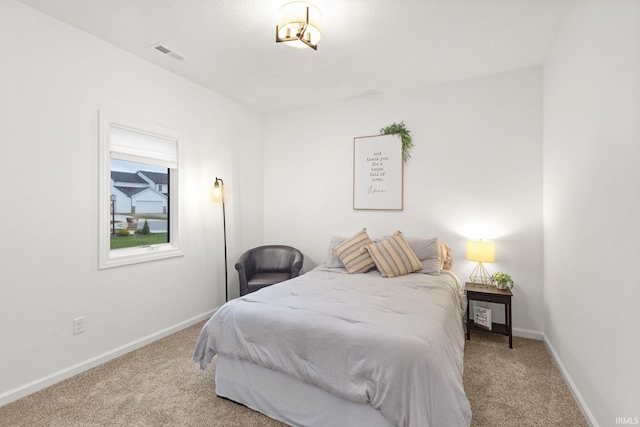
<box><xmin>275</xmin><ymin>2</ymin><xmax>322</xmax><ymax>51</ymax></box>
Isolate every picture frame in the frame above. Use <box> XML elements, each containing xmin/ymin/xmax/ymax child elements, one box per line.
<box><xmin>353</xmin><ymin>134</ymin><xmax>403</xmax><ymax>210</ymax></box>
<box><xmin>474</xmin><ymin>306</ymin><xmax>492</xmax><ymax>331</ymax></box>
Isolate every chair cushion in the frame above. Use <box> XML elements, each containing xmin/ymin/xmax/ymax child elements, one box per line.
<box><xmin>248</xmin><ymin>272</ymin><xmax>292</xmax><ymax>286</ymax></box>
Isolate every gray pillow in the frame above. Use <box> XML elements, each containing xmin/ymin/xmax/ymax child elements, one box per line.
<box><xmin>402</xmin><ymin>236</ymin><xmax>441</xmax><ymax>275</ymax></box>
<box><xmin>326</xmin><ymin>235</ymin><xmax>347</xmax><ymax>268</ymax></box>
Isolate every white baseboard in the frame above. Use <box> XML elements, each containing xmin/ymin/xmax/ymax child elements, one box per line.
<box><xmin>543</xmin><ymin>334</ymin><xmax>598</xmax><ymax>427</ymax></box>
<box><xmin>0</xmin><ymin>309</ymin><xmax>217</xmax><ymax>408</ymax></box>
<box><xmin>513</xmin><ymin>327</ymin><xmax>544</xmax><ymax>340</ymax></box>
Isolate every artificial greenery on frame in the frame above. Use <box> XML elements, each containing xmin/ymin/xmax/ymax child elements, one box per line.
<box><xmin>380</xmin><ymin>121</ymin><xmax>414</xmax><ymax>162</ymax></box>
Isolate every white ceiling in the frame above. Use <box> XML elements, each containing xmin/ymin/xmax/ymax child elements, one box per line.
<box><xmin>17</xmin><ymin>0</ymin><xmax>575</xmax><ymax>113</ymax></box>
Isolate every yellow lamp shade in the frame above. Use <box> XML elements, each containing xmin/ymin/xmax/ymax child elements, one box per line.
<box><xmin>466</xmin><ymin>240</ymin><xmax>495</xmax><ymax>263</ymax></box>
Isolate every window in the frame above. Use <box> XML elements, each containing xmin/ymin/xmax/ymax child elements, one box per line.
<box><xmin>99</xmin><ymin>111</ymin><xmax>183</xmax><ymax>269</ymax></box>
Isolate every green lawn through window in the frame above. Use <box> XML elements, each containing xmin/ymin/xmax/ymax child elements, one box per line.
<box><xmin>110</xmin><ymin>233</ymin><xmax>169</xmax><ymax>250</ymax></box>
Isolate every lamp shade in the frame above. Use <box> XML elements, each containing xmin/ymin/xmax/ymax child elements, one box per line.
<box><xmin>466</xmin><ymin>240</ymin><xmax>495</xmax><ymax>263</ymax></box>
<box><xmin>212</xmin><ymin>177</ymin><xmax>224</xmax><ymax>201</ymax></box>
<box><xmin>276</xmin><ymin>2</ymin><xmax>322</xmax><ymax>49</ymax></box>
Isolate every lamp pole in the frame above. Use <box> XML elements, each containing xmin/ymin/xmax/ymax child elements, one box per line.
<box><xmin>110</xmin><ymin>194</ymin><xmax>117</xmax><ymax>235</ymax></box>
<box><xmin>214</xmin><ymin>178</ymin><xmax>228</xmax><ymax>302</ymax></box>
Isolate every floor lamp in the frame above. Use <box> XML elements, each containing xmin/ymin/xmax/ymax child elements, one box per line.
<box><xmin>214</xmin><ymin>177</ymin><xmax>228</xmax><ymax>302</ymax></box>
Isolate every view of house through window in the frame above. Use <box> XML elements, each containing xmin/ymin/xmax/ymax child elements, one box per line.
<box><xmin>110</xmin><ymin>159</ymin><xmax>169</xmax><ymax>250</ymax></box>
<box><xmin>99</xmin><ymin>111</ymin><xmax>182</xmax><ymax>269</ymax></box>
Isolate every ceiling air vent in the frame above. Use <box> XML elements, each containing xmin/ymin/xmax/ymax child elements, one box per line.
<box><xmin>151</xmin><ymin>44</ymin><xmax>185</xmax><ymax>61</ymax></box>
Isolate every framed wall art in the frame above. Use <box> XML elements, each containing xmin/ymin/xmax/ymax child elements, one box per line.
<box><xmin>353</xmin><ymin>134</ymin><xmax>403</xmax><ymax>210</ymax></box>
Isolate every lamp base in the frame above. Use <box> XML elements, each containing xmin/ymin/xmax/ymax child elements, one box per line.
<box><xmin>470</xmin><ymin>262</ymin><xmax>492</xmax><ymax>287</ymax></box>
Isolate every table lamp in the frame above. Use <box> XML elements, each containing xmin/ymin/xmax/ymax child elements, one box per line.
<box><xmin>466</xmin><ymin>240</ymin><xmax>495</xmax><ymax>287</ymax></box>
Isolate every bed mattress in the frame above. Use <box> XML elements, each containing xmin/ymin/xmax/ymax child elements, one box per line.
<box><xmin>194</xmin><ymin>266</ymin><xmax>471</xmax><ymax>427</ymax></box>
<box><xmin>215</xmin><ymin>354</ymin><xmax>392</xmax><ymax>426</ymax></box>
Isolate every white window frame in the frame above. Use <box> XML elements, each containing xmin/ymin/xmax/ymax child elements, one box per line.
<box><xmin>98</xmin><ymin>110</ymin><xmax>183</xmax><ymax>269</ymax></box>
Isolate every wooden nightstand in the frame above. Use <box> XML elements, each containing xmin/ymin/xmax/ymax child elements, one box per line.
<box><xmin>465</xmin><ymin>282</ymin><xmax>513</xmax><ymax>349</ymax></box>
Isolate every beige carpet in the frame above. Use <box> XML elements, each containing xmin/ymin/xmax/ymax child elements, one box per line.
<box><xmin>463</xmin><ymin>333</ymin><xmax>588</xmax><ymax>427</ymax></box>
<box><xmin>0</xmin><ymin>322</ymin><xmax>587</xmax><ymax>427</ymax></box>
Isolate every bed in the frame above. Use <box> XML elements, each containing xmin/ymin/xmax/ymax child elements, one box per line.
<box><xmin>193</xmin><ymin>233</ymin><xmax>471</xmax><ymax>427</ymax></box>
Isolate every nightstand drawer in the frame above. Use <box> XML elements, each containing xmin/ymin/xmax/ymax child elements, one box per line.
<box><xmin>468</xmin><ymin>292</ymin><xmax>509</xmax><ymax>304</ymax></box>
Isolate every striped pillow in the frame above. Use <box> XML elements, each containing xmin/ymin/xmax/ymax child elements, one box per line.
<box><xmin>364</xmin><ymin>231</ymin><xmax>422</xmax><ymax>278</ymax></box>
<box><xmin>334</xmin><ymin>229</ymin><xmax>376</xmax><ymax>274</ymax></box>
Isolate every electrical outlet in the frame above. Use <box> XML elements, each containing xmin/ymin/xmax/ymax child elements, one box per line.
<box><xmin>73</xmin><ymin>317</ymin><xmax>85</xmax><ymax>335</ymax></box>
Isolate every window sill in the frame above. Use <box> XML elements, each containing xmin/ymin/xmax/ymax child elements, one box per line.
<box><xmin>99</xmin><ymin>245</ymin><xmax>184</xmax><ymax>270</ymax></box>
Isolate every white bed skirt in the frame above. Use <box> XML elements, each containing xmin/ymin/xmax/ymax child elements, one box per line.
<box><xmin>215</xmin><ymin>355</ymin><xmax>393</xmax><ymax>427</ymax></box>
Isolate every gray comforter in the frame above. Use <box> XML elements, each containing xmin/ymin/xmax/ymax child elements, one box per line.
<box><xmin>193</xmin><ymin>267</ymin><xmax>471</xmax><ymax>427</ymax></box>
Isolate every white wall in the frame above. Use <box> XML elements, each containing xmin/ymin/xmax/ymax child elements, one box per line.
<box><xmin>0</xmin><ymin>1</ymin><xmax>263</xmax><ymax>403</ymax></box>
<box><xmin>264</xmin><ymin>67</ymin><xmax>543</xmax><ymax>336</ymax></box>
<box><xmin>543</xmin><ymin>0</ymin><xmax>640</xmax><ymax>425</ymax></box>
<box><xmin>9</xmin><ymin>2</ymin><xmax>637</xmax><ymax>423</ymax></box>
